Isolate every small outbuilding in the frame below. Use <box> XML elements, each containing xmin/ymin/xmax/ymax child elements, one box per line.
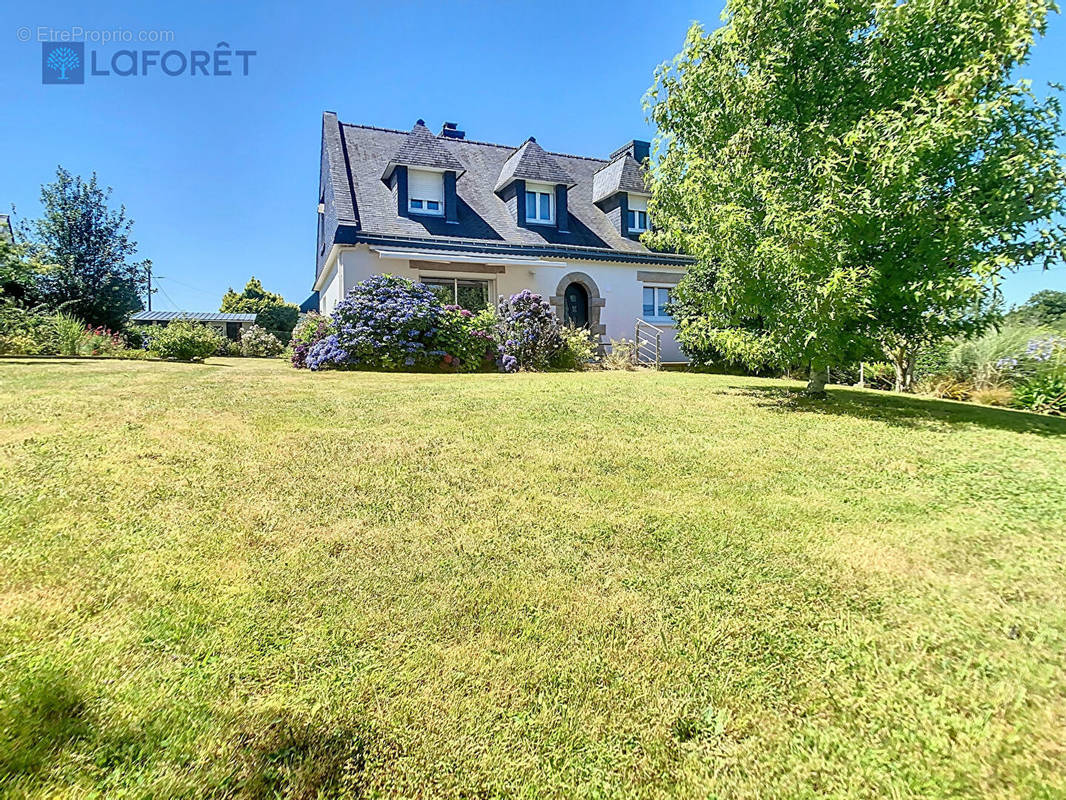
<box><xmin>130</xmin><ymin>311</ymin><xmax>257</xmax><ymax>340</ymax></box>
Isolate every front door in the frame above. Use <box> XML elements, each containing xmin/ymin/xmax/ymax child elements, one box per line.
<box><xmin>563</xmin><ymin>283</ymin><xmax>589</xmax><ymax>328</ymax></box>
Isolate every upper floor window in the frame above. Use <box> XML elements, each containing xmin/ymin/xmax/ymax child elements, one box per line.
<box><xmin>525</xmin><ymin>182</ymin><xmax>555</xmax><ymax>225</ymax></box>
<box><xmin>643</xmin><ymin>286</ymin><xmax>672</xmax><ymax>321</ymax></box>
<box><xmin>628</xmin><ymin>194</ymin><xmax>649</xmax><ymax>232</ymax></box>
<box><xmin>409</xmin><ymin>168</ymin><xmax>444</xmax><ymax>216</ymax></box>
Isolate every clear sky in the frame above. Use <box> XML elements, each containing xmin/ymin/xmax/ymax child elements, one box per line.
<box><xmin>2</xmin><ymin>0</ymin><xmax>1063</xmax><ymax>311</ymax></box>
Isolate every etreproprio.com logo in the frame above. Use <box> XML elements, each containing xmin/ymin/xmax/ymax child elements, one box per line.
<box><xmin>38</xmin><ymin>39</ymin><xmax>255</xmax><ymax>85</ymax></box>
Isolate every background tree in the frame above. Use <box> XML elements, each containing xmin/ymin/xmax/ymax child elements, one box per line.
<box><xmin>1004</xmin><ymin>289</ymin><xmax>1066</xmax><ymax>327</ymax></box>
<box><xmin>20</xmin><ymin>167</ymin><xmax>148</xmax><ymax>330</ymax></box>
<box><xmin>220</xmin><ymin>277</ymin><xmax>298</xmax><ymax>342</ymax></box>
<box><xmin>646</xmin><ymin>0</ymin><xmax>1066</xmax><ymax>394</ymax></box>
<box><xmin>0</xmin><ymin>237</ymin><xmax>41</xmax><ymax>306</ymax></box>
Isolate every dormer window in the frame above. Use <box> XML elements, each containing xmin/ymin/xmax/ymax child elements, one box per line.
<box><xmin>627</xmin><ymin>195</ymin><xmax>649</xmax><ymax>232</ymax></box>
<box><xmin>524</xmin><ymin>182</ymin><xmax>555</xmax><ymax>225</ymax></box>
<box><xmin>408</xmin><ymin>168</ymin><xmax>444</xmax><ymax>216</ymax></box>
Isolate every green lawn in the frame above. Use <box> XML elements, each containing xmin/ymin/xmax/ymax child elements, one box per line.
<box><xmin>1</xmin><ymin>357</ymin><xmax>1064</xmax><ymax>799</ymax></box>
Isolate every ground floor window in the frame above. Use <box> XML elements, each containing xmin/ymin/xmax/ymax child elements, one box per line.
<box><xmin>642</xmin><ymin>286</ymin><xmax>673</xmax><ymax>321</ymax></box>
<box><xmin>421</xmin><ymin>277</ymin><xmax>493</xmax><ymax>310</ymax></box>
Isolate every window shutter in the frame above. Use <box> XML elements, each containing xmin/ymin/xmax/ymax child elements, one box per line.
<box><xmin>408</xmin><ymin>169</ymin><xmax>444</xmax><ymax>203</ymax></box>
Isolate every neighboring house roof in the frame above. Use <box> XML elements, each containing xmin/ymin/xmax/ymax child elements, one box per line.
<box><xmin>299</xmin><ymin>292</ymin><xmax>320</xmax><ymax>313</ymax></box>
<box><xmin>382</xmin><ymin>120</ymin><xmax>467</xmax><ymax>180</ymax></box>
<box><xmin>494</xmin><ymin>137</ymin><xmax>575</xmax><ymax>192</ymax></box>
<box><xmin>318</xmin><ymin>112</ymin><xmax>693</xmax><ymax>274</ymax></box>
<box><xmin>592</xmin><ymin>155</ymin><xmax>648</xmax><ymax>204</ymax></box>
<box><xmin>0</xmin><ymin>214</ymin><xmax>12</xmax><ymax>243</ymax></box>
<box><xmin>131</xmin><ymin>311</ymin><xmax>257</xmax><ymax>322</ymax></box>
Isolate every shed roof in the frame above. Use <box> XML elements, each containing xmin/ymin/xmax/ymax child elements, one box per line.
<box><xmin>131</xmin><ymin>311</ymin><xmax>257</xmax><ymax>322</ymax></box>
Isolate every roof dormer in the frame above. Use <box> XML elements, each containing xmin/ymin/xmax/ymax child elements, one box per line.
<box><xmin>494</xmin><ymin>137</ymin><xmax>576</xmax><ymax>232</ymax></box>
<box><xmin>382</xmin><ymin>120</ymin><xmax>466</xmax><ymax>223</ymax></box>
<box><xmin>593</xmin><ymin>140</ymin><xmax>651</xmax><ymax>238</ymax></box>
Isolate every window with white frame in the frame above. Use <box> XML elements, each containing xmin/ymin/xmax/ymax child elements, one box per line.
<box><xmin>627</xmin><ymin>194</ymin><xmax>649</xmax><ymax>232</ymax></box>
<box><xmin>408</xmin><ymin>168</ymin><xmax>444</xmax><ymax>216</ymax></box>
<box><xmin>642</xmin><ymin>286</ymin><xmax>673</xmax><ymax>321</ymax></box>
<box><xmin>524</xmin><ymin>182</ymin><xmax>555</xmax><ymax>225</ymax></box>
<box><xmin>420</xmin><ymin>276</ymin><xmax>493</xmax><ymax>310</ymax></box>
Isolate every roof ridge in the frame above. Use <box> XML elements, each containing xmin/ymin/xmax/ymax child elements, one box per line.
<box><xmin>340</xmin><ymin>121</ymin><xmax>608</xmax><ymax>164</ymax></box>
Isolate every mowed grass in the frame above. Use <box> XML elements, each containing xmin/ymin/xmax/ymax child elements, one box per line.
<box><xmin>1</xmin><ymin>357</ymin><xmax>1064</xmax><ymax>799</ymax></box>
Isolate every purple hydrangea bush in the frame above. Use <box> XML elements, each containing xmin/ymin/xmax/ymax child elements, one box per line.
<box><xmin>494</xmin><ymin>290</ymin><xmax>561</xmax><ymax>372</ymax></box>
<box><xmin>290</xmin><ymin>312</ymin><xmax>336</xmax><ymax>369</ymax></box>
<box><xmin>306</xmin><ymin>334</ymin><xmax>348</xmax><ymax>371</ymax></box>
<box><xmin>297</xmin><ymin>275</ymin><xmax>503</xmax><ymax>372</ymax></box>
<box><xmin>328</xmin><ymin>275</ymin><xmax>444</xmax><ymax>370</ymax></box>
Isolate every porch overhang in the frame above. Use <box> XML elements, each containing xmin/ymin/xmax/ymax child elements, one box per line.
<box><xmin>369</xmin><ymin>247</ymin><xmax>567</xmax><ymax>269</ymax></box>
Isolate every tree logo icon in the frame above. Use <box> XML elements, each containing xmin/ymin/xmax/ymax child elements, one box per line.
<box><xmin>48</xmin><ymin>47</ymin><xmax>79</xmax><ymax>79</ymax></box>
<box><xmin>42</xmin><ymin>42</ymin><xmax>85</xmax><ymax>85</ymax></box>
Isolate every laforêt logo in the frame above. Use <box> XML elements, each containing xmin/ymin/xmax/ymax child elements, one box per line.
<box><xmin>42</xmin><ymin>41</ymin><xmax>84</xmax><ymax>84</ymax></box>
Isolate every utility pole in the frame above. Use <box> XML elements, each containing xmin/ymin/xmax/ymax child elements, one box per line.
<box><xmin>145</xmin><ymin>260</ymin><xmax>155</xmax><ymax>311</ymax></box>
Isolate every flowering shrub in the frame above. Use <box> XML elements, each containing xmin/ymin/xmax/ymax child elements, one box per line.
<box><xmin>494</xmin><ymin>290</ymin><xmax>561</xmax><ymax>372</ymax></box>
<box><xmin>239</xmin><ymin>324</ymin><xmax>284</xmax><ymax>357</ymax></box>
<box><xmin>83</xmin><ymin>325</ymin><xmax>123</xmax><ymax>356</ymax></box>
<box><xmin>290</xmin><ymin>313</ymin><xmax>337</xmax><ymax>369</ymax></box>
<box><xmin>148</xmin><ymin>319</ymin><xmax>223</xmax><ymax>361</ymax></box>
<box><xmin>306</xmin><ymin>334</ymin><xmax>349</xmax><ymax>371</ymax></box>
<box><xmin>329</xmin><ymin>275</ymin><xmax>443</xmax><ymax>370</ymax></box>
<box><xmin>550</xmin><ymin>325</ymin><xmax>597</xmax><ymax>370</ymax></box>
<box><xmin>436</xmin><ymin>305</ymin><xmax>498</xmax><ymax>372</ymax></box>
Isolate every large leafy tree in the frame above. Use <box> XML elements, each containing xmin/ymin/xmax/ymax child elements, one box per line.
<box><xmin>20</xmin><ymin>167</ymin><xmax>148</xmax><ymax>330</ymax></box>
<box><xmin>220</xmin><ymin>277</ymin><xmax>298</xmax><ymax>341</ymax></box>
<box><xmin>646</xmin><ymin>0</ymin><xmax>1066</xmax><ymax>393</ymax></box>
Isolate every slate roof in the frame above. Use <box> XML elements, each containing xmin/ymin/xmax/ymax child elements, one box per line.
<box><xmin>382</xmin><ymin>120</ymin><xmax>466</xmax><ymax>180</ymax></box>
<box><xmin>494</xmin><ymin>138</ymin><xmax>575</xmax><ymax>192</ymax></box>
<box><xmin>592</xmin><ymin>155</ymin><xmax>649</xmax><ymax>204</ymax></box>
<box><xmin>132</xmin><ymin>311</ymin><xmax>257</xmax><ymax>322</ymax></box>
<box><xmin>319</xmin><ymin>112</ymin><xmax>692</xmax><ymax>266</ymax></box>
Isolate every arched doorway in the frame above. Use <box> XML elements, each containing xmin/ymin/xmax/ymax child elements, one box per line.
<box><xmin>563</xmin><ymin>282</ymin><xmax>589</xmax><ymax>328</ymax></box>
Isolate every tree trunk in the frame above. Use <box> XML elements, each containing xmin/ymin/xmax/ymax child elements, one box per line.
<box><xmin>890</xmin><ymin>347</ymin><xmax>916</xmax><ymax>392</ymax></box>
<box><xmin>807</xmin><ymin>364</ymin><xmax>829</xmax><ymax>397</ymax></box>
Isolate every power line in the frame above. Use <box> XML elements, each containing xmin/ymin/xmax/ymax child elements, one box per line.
<box><xmin>155</xmin><ymin>279</ymin><xmax>182</xmax><ymax>311</ymax></box>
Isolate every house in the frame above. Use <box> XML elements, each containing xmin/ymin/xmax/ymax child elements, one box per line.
<box><xmin>311</xmin><ymin>113</ymin><xmax>694</xmax><ymax>362</ymax></box>
<box><xmin>130</xmin><ymin>310</ymin><xmax>256</xmax><ymax>340</ymax></box>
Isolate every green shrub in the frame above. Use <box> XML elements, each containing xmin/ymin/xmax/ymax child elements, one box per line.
<box><xmin>148</xmin><ymin>319</ymin><xmax>223</xmax><ymax>361</ymax></box>
<box><xmin>0</xmin><ymin>305</ymin><xmax>57</xmax><ymax>355</ymax></box>
<box><xmin>1013</xmin><ymin>373</ymin><xmax>1066</xmax><ymax>416</ymax></box>
<box><xmin>52</xmin><ymin>313</ymin><xmax>87</xmax><ymax>356</ymax></box>
<box><xmin>239</xmin><ymin>324</ymin><xmax>284</xmax><ymax>358</ymax></box>
<box><xmin>216</xmin><ymin>338</ymin><xmax>242</xmax><ymax>357</ymax></box>
<box><xmin>550</xmin><ymin>326</ymin><xmax>597</xmax><ymax>370</ymax></box>
<box><xmin>123</xmin><ymin>325</ymin><xmax>151</xmax><ymax>350</ymax></box>
<box><xmin>436</xmin><ymin>307</ymin><xmax>497</xmax><ymax>372</ymax></box>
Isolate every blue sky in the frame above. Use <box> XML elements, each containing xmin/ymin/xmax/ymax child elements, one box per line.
<box><xmin>1</xmin><ymin>0</ymin><xmax>1063</xmax><ymax>310</ymax></box>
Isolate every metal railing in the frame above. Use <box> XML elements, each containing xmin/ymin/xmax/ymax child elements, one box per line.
<box><xmin>634</xmin><ymin>319</ymin><xmax>663</xmax><ymax>370</ymax></box>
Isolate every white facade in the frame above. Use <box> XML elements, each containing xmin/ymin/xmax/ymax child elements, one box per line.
<box><xmin>314</xmin><ymin>244</ymin><xmax>686</xmax><ymax>363</ymax></box>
